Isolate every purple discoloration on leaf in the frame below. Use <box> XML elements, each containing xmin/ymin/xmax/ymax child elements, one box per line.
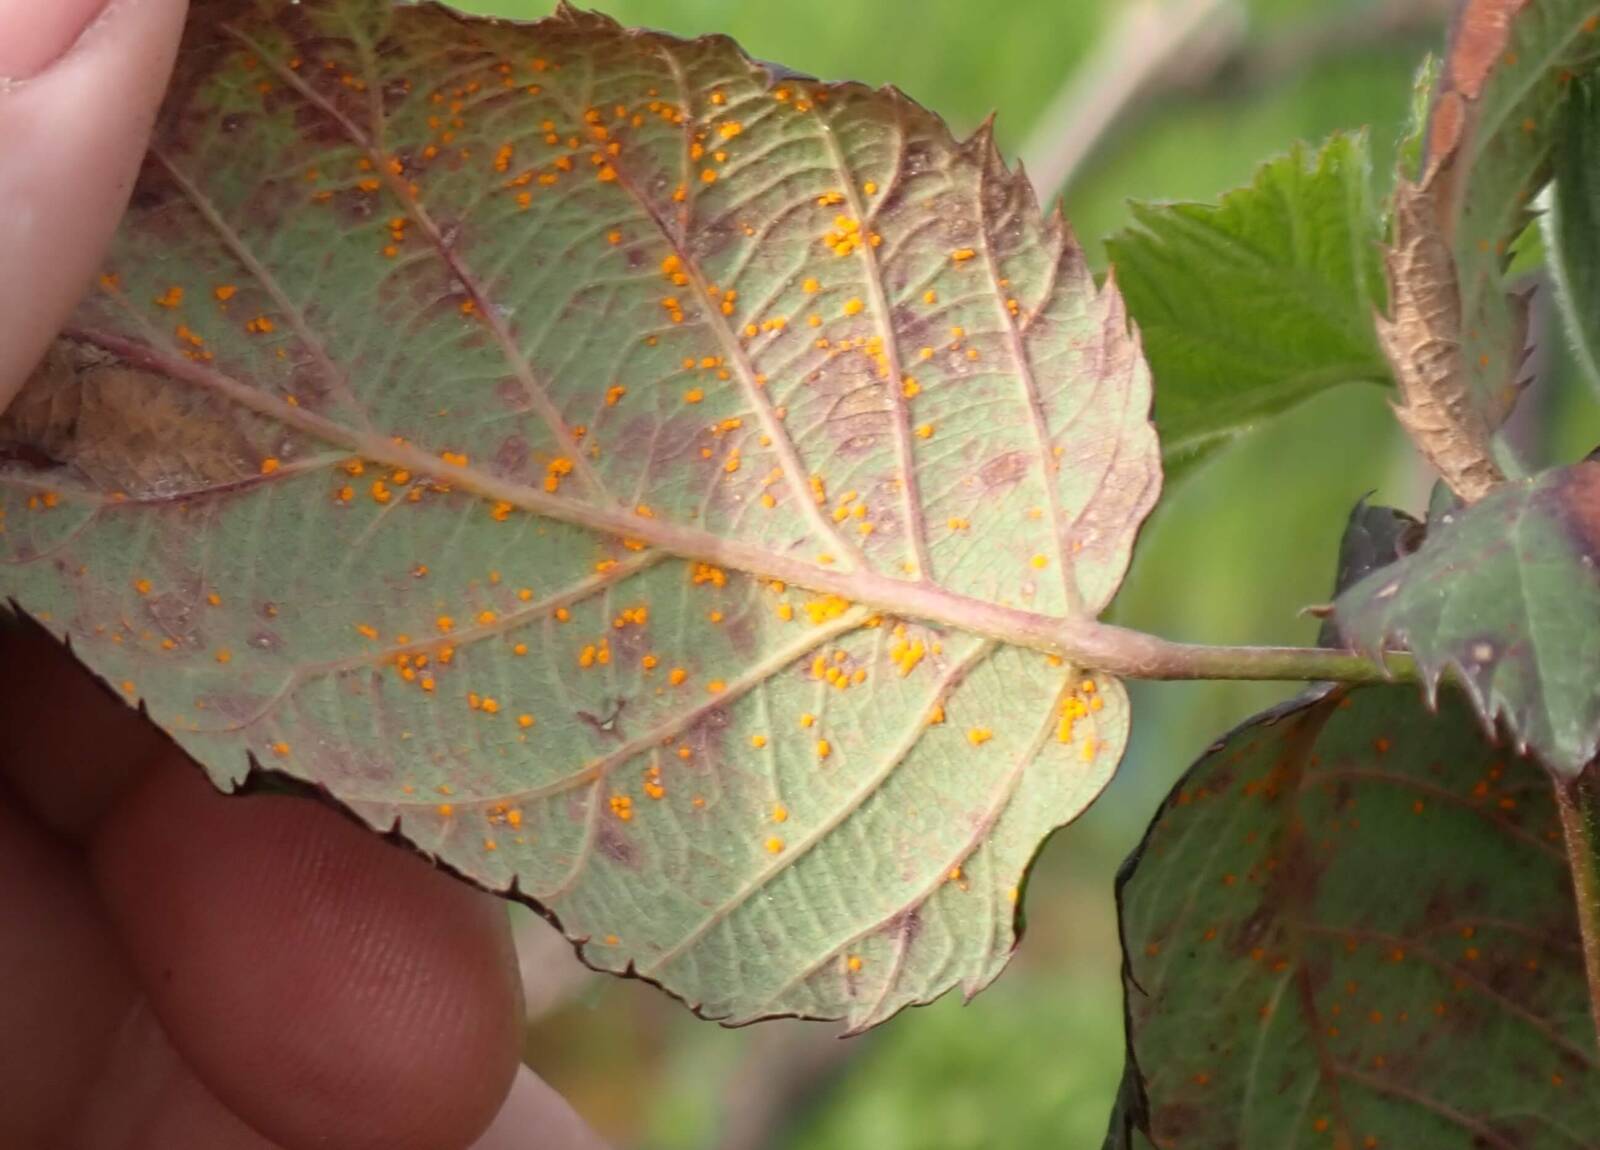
<box><xmin>1113</xmin><ymin>686</ymin><xmax>1600</xmax><ymax>1149</ymax></box>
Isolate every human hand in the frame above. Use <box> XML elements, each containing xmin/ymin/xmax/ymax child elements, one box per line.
<box><xmin>0</xmin><ymin>4</ymin><xmax>604</xmax><ymax>1147</ymax></box>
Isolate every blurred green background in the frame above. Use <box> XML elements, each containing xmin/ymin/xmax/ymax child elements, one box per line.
<box><xmin>443</xmin><ymin>1</ymin><xmax>1600</xmax><ymax>1146</ymax></box>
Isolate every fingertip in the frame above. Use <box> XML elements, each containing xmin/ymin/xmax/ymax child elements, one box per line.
<box><xmin>0</xmin><ymin>615</ymin><xmax>171</xmax><ymax>840</ymax></box>
<box><xmin>0</xmin><ymin>0</ymin><xmax>189</xmax><ymax>407</ymax></box>
<box><xmin>93</xmin><ymin>757</ymin><xmax>523</xmax><ymax>1150</ymax></box>
<box><xmin>0</xmin><ymin>791</ymin><xmax>138</xmax><ymax>1145</ymax></box>
<box><xmin>0</xmin><ymin>0</ymin><xmax>115</xmax><ymax>81</ymax></box>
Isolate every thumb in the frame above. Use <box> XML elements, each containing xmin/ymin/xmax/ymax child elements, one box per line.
<box><xmin>0</xmin><ymin>0</ymin><xmax>189</xmax><ymax>409</ymax></box>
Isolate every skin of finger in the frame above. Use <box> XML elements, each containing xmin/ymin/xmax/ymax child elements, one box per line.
<box><xmin>0</xmin><ymin>0</ymin><xmax>117</xmax><ymax>80</ymax></box>
<box><xmin>91</xmin><ymin>755</ymin><xmax>525</xmax><ymax>1150</ymax></box>
<box><xmin>0</xmin><ymin>790</ymin><xmax>140</xmax><ymax>1145</ymax></box>
<box><xmin>72</xmin><ymin>1001</ymin><xmax>283</xmax><ymax>1150</ymax></box>
<box><xmin>0</xmin><ymin>632</ymin><xmax>595</xmax><ymax>1149</ymax></box>
<box><xmin>0</xmin><ymin>617</ymin><xmax>172</xmax><ymax>841</ymax></box>
<box><xmin>0</xmin><ymin>0</ymin><xmax>189</xmax><ymax>408</ymax></box>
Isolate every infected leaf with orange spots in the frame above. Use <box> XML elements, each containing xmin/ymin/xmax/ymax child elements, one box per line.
<box><xmin>0</xmin><ymin>1</ymin><xmax>1156</xmax><ymax>1027</ymax></box>
<box><xmin>1110</xmin><ymin>686</ymin><xmax>1600</xmax><ymax>1149</ymax></box>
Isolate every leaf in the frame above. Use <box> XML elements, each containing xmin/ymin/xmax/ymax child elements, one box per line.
<box><xmin>1401</xmin><ymin>0</ymin><xmax>1600</xmax><ymax>445</ymax></box>
<box><xmin>1377</xmin><ymin>177</ymin><xmax>1507</xmax><ymax>502</ymax></box>
<box><xmin>1335</xmin><ymin>462</ymin><xmax>1600</xmax><ymax>778</ymax></box>
<box><xmin>1111</xmin><ymin>684</ymin><xmax>1600</xmax><ymax>1149</ymax></box>
<box><xmin>1546</xmin><ymin>71</ymin><xmax>1600</xmax><ymax>396</ymax></box>
<box><xmin>1395</xmin><ymin>54</ymin><xmax>1441</xmax><ymax>188</ymax></box>
<box><xmin>0</xmin><ymin>1</ymin><xmax>1160</xmax><ymax>1028</ymax></box>
<box><xmin>1105</xmin><ymin>134</ymin><xmax>1389</xmax><ymax>482</ymax></box>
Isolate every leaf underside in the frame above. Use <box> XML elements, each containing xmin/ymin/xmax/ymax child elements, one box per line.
<box><xmin>1112</xmin><ymin>685</ymin><xmax>1600</xmax><ymax>1150</ymax></box>
<box><xmin>1107</xmin><ymin>134</ymin><xmax>1390</xmax><ymax>483</ymax></box>
<box><xmin>1334</xmin><ymin>463</ymin><xmax>1600</xmax><ymax>779</ymax></box>
<box><xmin>0</xmin><ymin>1</ymin><xmax>1160</xmax><ymax>1027</ymax></box>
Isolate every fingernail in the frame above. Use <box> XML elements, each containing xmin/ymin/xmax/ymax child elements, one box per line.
<box><xmin>0</xmin><ymin>0</ymin><xmax>114</xmax><ymax>81</ymax></box>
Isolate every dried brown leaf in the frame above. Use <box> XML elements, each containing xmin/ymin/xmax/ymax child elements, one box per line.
<box><xmin>1377</xmin><ymin>179</ymin><xmax>1505</xmax><ymax>503</ymax></box>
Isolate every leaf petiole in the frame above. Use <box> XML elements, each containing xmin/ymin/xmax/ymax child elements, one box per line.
<box><xmin>1555</xmin><ymin>771</ymin><xmax>1600</xmax><ymax>1054</ymax></box>
<box><xmin>1063</xmin><ymin>624</ymin><xmax>1416</xmax><ymax>683</ymax></box>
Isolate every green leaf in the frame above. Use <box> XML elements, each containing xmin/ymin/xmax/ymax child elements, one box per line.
<box><xmin>1547</xmin><ymin>72</ymin><xmax>1600</xmax><ymax>397</ymax></box>
<box><xmin>1105</xmin><ymin>134</ymin><xmax>1389</xmax><ymax>481</ymax></box>
<box><xmin>1335</xmin><ymin>462</ymin><xmax>1600</xmax><ymax>778</ymax></box>
<box><xmin>1409</xmin><ymin>1</ymin><xmax>1600</xmax><ymax>432</ymax></box>
<box><xmin>1112</xmin><ymin>685</ymin><xmax>1600</xmax><ymax>1149</ymax></box>
<box><xmin>0</xmin><ymin>1</ymin><xmax>1159</xmax><ymax>1027</ymax></box>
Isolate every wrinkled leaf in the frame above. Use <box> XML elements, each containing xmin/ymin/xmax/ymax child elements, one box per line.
<box><xmin>0</xmin><ymin>1</ymin><xmax>1160</xmax><ymax>1027</ymax></box>
<box><xmin>1547</xmin><ymin>72</ymin><xmax>1600</xmax><ymax>396</ymax></box>
<box><xmin>1106</xmin><ymin>135</ymin><xmax>1388</xmax><ymax>481</ymax></box>
<box><xmin>1378</xmin><ymin>177</ymin><xmax>1507</xmax><ymax>502</ymax></box>
<box><xmin>1109</xmin><ymin>685</ymin><xmax>1599</xmax><ymax>1149</ymax></box>
<box><xmin>1336</xmin><ymin>462</ymin><xmax>1600</xmax><ymax>777</ymax></box>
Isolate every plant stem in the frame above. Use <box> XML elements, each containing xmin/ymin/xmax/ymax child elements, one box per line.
<box><xmin>1554</xmin><ymin>770</ymin><xmax>1600</xmax><ymax>1054</ymax></box>
<box><xmin>1019</xmin><ymin>0</ymin><xmax>1243</xmax><ymax>199</ymax></box>
<box><xmin>1069</xmin><ymin>623</ymin><xmax>1418</xmax><ymax>683</ymax></box>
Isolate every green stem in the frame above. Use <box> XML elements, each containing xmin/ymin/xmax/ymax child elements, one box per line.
<box><xmin>1554</xmin><ymin>770</ymin><xmax>1600</xmax><ymax>1055</ymax></box>
<box><xmin>1069</xmin><ymin>623</ymin><xmax>1418</xmax><ymax>684</ymax></box>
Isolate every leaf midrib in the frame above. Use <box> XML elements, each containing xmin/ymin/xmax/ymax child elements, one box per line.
<box><xmin>63</xmin><ymin>326</ymin><xmax>1098</xmax><ymax>662</ymax></box>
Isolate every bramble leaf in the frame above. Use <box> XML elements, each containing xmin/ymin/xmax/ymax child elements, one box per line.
<box><xmin>1106</xmin><ymin>135</ymin><xmax>1389</xmax><ymax>481</ymax></box>
<box><xmin>1547</xmin><ymin>71</ymin><xmax>1600</xmax><ymax>396</ymax></box>
<box><xmin>0</xmin><ymin>1</ymin><xmax>1158</xmax><ymax>1027</ymax></box>
<box><xmin>1109</xmin><ymin>685</ymin><xmax>1600</xmax><ymax>1149</ymax></box>
<box><xmin>1396</xmin><ymin>0</ymin><xmax>1600</xmax><ymax>451</ymax></box>
<box><xmin>1335</xmin><ymin>462</ymin><xmax>1600</xmax><ymax>778</ymax></box>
